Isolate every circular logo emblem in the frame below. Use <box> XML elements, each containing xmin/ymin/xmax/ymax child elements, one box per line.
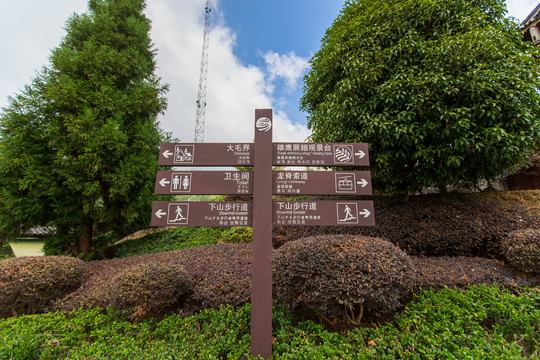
<box><xmin>256</xmin><ymin>117</ymin><xmax>272</xmax><ymax>132</ymax></box>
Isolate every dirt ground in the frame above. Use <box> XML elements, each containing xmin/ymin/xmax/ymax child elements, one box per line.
<box><xmin>478</xmin><ymin>189</ymin><xmax>540</xmax><ymax>216</ymax></box>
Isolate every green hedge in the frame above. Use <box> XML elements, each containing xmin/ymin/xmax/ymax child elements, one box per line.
<box><xmin>1</xmin><ymin>285</ymin><xmax>537</xmax><ymax>359</ymax></box>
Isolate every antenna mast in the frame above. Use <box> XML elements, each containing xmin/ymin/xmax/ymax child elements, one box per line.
<box><xmin>194</xmin><ymin>1</ymin><xmax>211</xmax><ymax>143</ymax></box>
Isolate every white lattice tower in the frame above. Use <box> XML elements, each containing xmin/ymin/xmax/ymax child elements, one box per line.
<box><xmin>194</xmin><ymin>1</ymin><xmax>211</xmax><ymax>143</ymax></box>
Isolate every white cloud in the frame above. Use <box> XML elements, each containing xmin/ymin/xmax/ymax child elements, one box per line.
<box><xmin>0</xmin><ymin>1</ymin><xmax>88</xmax><ymax>103</ymax></box>
<box><xmin>147</xmin><ymin>0</ymin><xmax>310</xmax><ymax>143</ymax></box>
<box><xmin>0</xmin><ymin>0</ymin><xmax>310</xmax><ymax>145</ymax></box>
<box><xmin>273</xmin><ymin>110</ymin><xmax>311</xmax><ymax>142</ymax></box>
<box><xmin>262</xmin><ymin>50</ymin><xmax>310</xmax><ymax>92</ymax></box>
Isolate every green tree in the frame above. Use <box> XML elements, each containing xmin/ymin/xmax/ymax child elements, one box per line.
<box><xmin>0</xmin><ymin>0</ymin><xmax>168</xmax><ymax>257</ymax></box>
<box><xmin>301</xmin><ymin>0</ymin><xmax>540</xmax><ymax>194</ymax></box>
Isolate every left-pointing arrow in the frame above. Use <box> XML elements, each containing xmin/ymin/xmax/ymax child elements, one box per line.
<box><xmin>155</xmin><ymin>209</ymin><xmax>166</xmax><ymax>218</ymax></box>
<box><xmin>162</xmin><ymin>150</ymin><xmax>173</xmax><ymax>158</ymax></box>
<box><xmin>159</xmin><ymin>178</ymin><xmax>170</xmax><ymax>187</ymax></box>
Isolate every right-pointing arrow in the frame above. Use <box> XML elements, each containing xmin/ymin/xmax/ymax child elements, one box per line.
<box><xmin>355</xmin><ymin>150</ymin><xmax>366</xmax><ymax>159</ymax></box>
<box><xmin>155</xmin><ymin>209</ymin><xmax>166</xmax><ymax>219</ymax></box>
<box><xmin>359</xmin><ymin>209</ymin><xmax>371</xmax><ymax>218</ymax></box>
<box><xmin>357</xmin><ymin>178</ymin><xmax>368</xmax><ymax>187</ymax></box>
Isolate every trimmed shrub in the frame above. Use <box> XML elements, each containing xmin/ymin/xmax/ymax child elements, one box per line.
<box><xmin>273</xmin><ymin>194</ymin><xmax>540</xmax><ymax>258</ymax></box>
<box><xmin>0</xmin><ymin>256</ymin><xmax>84</xmax><ymax>317</ymax></box>
<box><xmin>53</xmin><ymin>243</ymin><xmax>252</xmax><ymax>317</ymax></box>
<box><xmin>107</xmin><ymin>262</ymin><xmax>192</xmax><ymax>321</ymax></box>
<box><xmin>220</xmin><ymin>226</ymin><xmax>252</xmax><ymax>243</ymax></box>
<box><xmin>502</xmin><ymin>229</ymin><xmax>540</xmax><ymax>274</ymax></box>
<box><xmin>273</xmin><ymin>235</ymin><xmax>416</xmax><ymax>325</ymax></box>
<box><xmin>176</xmin><ymin>244</ymin><xmax>252</xmax><ymax>313</ymax></box>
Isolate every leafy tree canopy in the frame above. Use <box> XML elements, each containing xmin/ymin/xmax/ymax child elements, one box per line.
<box><xmin>0</xmin><ymin>0</ymin><xmax>168</xmax><ymax>257</ymax></box>
<box><xmin>301</xmin><ymin>0</ymin><xmax>540</xmax><ymax>194</ymax></box>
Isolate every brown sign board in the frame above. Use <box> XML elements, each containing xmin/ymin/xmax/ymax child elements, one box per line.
<box><xmin>273</xmin><ymin>142</ymin><xmax>370</xmax><ymax>167</ymax></box>
<box><xmin>155</xmin><ymin>170</ymin><xmax>252</xmax><ymax>195</ymax></box>
<box><xmin>273</xmin><ymin>171</ymin><xmax>372</xmax><ymax>196</ymax></box>
<box><xmin>159</xmin><ymin>143</ymin><xmax>253</xmax><ymax>166</ymax></box>
<box><xmin>273</xmin><ymin>200</ymin><xmax>375</xmax><ymax>226</ymax></box>
<box><xmin>151</xmin><ymin>201</ymin><xmax>252</xmax><ymax>227</ymax></box>
<box><xmin>155</xmin><ymin>170</ymin><xmax>370</xmax><ymax>196</ymax></box>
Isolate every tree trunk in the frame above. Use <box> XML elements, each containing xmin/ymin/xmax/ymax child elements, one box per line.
<box><xmin>395</xmin><ymin>181</ymin><xmax>410</xmax><ymax>202</ymax></box>
<box><xmin>79</xmin><ymin>221</ymin><xmax>93</xmax><ymax>258</ymax></box>
<box><xmin>438</xmin><ymin>184</ymin><xmax>448</xmax><ymax>194</ymax></box>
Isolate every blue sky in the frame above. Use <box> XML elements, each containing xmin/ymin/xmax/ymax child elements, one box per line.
<box><xmin>0</xmin><ymin>0</ymin><xmax>537</xmax><ymax>143</ymax></box>
<box><xmin>217</xmin><ymin>0</ymin><xmax>344</xmax><ymax>130</ymax></box>
<box><xmin>218</xmin><ymin>1</ymin><xmax>342</xmax><ymax>64</ymax></box>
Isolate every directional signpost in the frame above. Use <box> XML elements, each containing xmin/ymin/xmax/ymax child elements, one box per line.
<box><xmin>151</xmin><ymin>201</ymin><xmax>252</xmax><ymax>227</ymax></box>
<box><xmin>273</xmin><ymin>200</ymin><xmax>375</xmax><ymax>226</ymax></box>
<box><xmin>155</xmin><ymin>170</ymin><xmax>371</xmax><ymax>196</ymax></box>
<box><xmin>159</xmin><ymin>142</ymin><xmax>253</xmax><ymax>166</ymax></box>
<box><xmin>273</xmin><ymin>142</ymin><xmax>369</xmax><ymax>166</ymax></box>
<box><xmin>273</xmin><ymin>170</ymin><xmax>372</xmax><ymax>195</ymax></box>
<box><xmin>154</xmin><ymin>170</ymin><xmax>252</xmax><ymax>195</ymax></box>
<box><xmin>151</xmin><ymin>109</ymin><xmax>375</xmax><ymax>359</ymax></box>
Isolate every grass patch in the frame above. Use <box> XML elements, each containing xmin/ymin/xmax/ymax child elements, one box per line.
<box><xmin>1</xmin><ymin>284</ymin><xmax>537</xmax><ymax>359</ymax></box>
<box><xmin>113</xmin><ymin>227</ymin><xmax>226</xmax><ymax>258</ymax></box>
<box><xmin>0</xmin><ymin>243</ymin><xmax>14</xmax><ymax>260</ymax></box>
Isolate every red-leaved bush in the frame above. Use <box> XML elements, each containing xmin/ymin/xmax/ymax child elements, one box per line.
<box><xmin>34</xmin><ymin>240</ymin><xmax>535</xmax><ymax>323</ymax></box>
<box><xmin>273</xmin><ymin>235</ymin><xmax>416</xmax><ymax>325</ymax></box>
<box><xmin>273</xmin><ymin>194</ymin><xmax>539</xmax><ymax>258</ymax></box>
<box><xmin>0</xmin><ymin>256</ymin><xmax>85</xmax><ymax>317</ymax></box>
<box><xmin>53</xmin><ymin>243</ymin><xmax>252</xmax><ymax>317</ymax></box>
<box><xmin>107</xmin><ymin>262</ymin><xmax>192</xmax><ymax>321</ymax></box>
<box><xmin>502</xmin><ymin>228</ymin><xmax>540</xmax><ymax>274</ymax></box>
<box><xmin>411</xmin><ymin>255</ymin><xmax>537</xmax><ymax>289</ymax></box>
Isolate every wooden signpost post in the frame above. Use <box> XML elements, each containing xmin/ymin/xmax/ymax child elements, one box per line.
<box><xmin>151</xmin><ymin>109</ymin><xmax>375</xmax><ymax>359</ymax></box>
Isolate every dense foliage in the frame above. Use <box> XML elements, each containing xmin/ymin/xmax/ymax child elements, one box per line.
<box><xmin>502</xmin><ymin>228</ymin><xmax>540</xmax><ymax>273</ymax></box>
<box><xmin>0</xmin><ymin>243</ymin><xmax>14</xmax><ymax>260</ymax></box>
<box><xmin>301</xmin><ymin>0</ymin><xmax>540</xmax><ymax>193</ymax></box>
<box><xmin>53</xmin><ymin>243</ymin><xmax>252</xmax><ymax>316</ymax></box>
<box><xmin>0</xmin><ymin>0</ymin><xmax>168</xmax><ymax>257</ymax></box>
<box><xmin>0</xmin><ymin>256</ymin><xmax>84</xmax><ymax>317</ymax></box>
<box><xmin>273</xmin><ymin>235</ymin><xmax>416</xmax><ymax>324</ymax></box>
<box><xmin>0</xmin><ymin>285</ymin><xmax>537</xmax><ymax>359</ymax></box>
<box><xmin>0</xmin><ymin>191</ymin><xmax>536</xmax><ymax>357</ymax></box>
<box><xmin>412</xmin><ymin>255</ymin><xmax>536</xmax><ymax>290</ymax></box>
<box><xmin>113</xmin><ymin>227</ymin><xmax>224</xmax><ymax>258</ymax></box>
<box><xmin>0</xmin><ymin>239</ymin><xmax>527</xmax><ymax>324</ymax></box>
<box><xmin>108</xmin><ymin>263</ymin><xmax>192</xmax><ymax>321</ymax></box>
<box><xmin>220</xmin><ymin>226</ymin><xmax>253</xmax><ymax>243</ymax></box>
<box><xmin>273</xmin><ymin>194</ymin><xmax>540</xmax><ymax>257</ymax></box>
